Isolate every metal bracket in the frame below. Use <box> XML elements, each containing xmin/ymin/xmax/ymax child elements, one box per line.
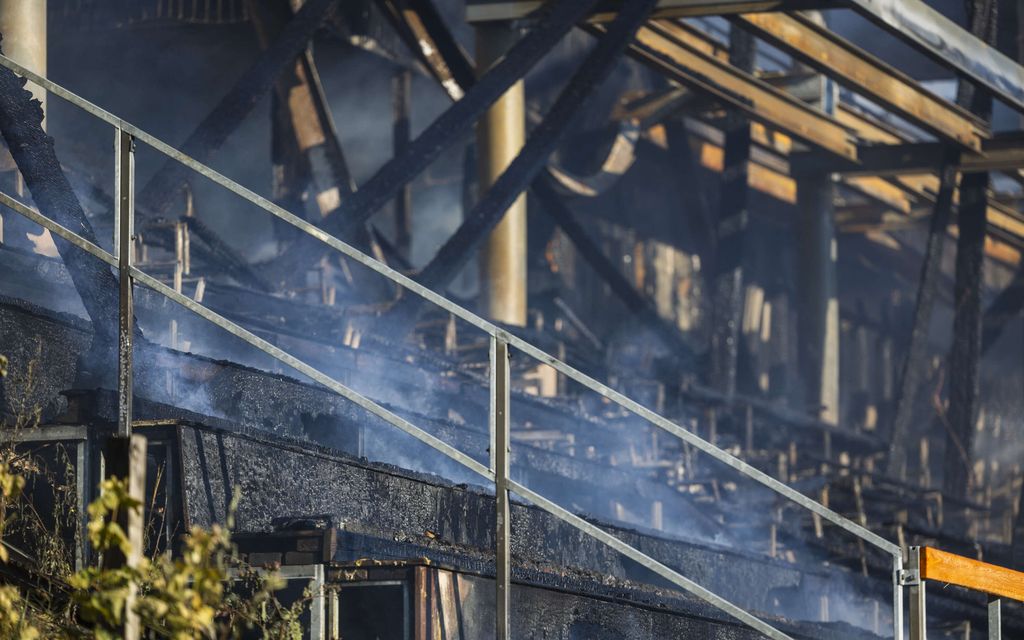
<box><xmin>900</xmin><ymin>568</ymin><xmax>921</xmax><ymax>586</ymax></box>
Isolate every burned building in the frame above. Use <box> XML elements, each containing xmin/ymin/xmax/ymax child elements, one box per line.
<box><xmin>0</xmin><ymin>0</ymin><xmax>1023</xmax><ymax>638</ymax></box>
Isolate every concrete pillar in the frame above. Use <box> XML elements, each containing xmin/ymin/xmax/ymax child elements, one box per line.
<box><xmin>0</xmin><ymin>1</ymin><xmax>46</xmax><ymax>121</ymax></box>
<box><xmin>476</xmin><ymin>23</ymin><xmax>527</xmax><ymax>326</ymax></box>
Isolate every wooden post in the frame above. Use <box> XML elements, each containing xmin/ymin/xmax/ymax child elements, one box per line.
<box><xmin>102</xmin><ymin>434</ymin><xmax>147</xmax><ymax>640</ymax></box>
<box><xmin>708</xmin><ymin>29</ymin><xmax>754</xmax><ymax>397</ymax></box>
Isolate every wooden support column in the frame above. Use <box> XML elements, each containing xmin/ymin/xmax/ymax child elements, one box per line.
<box><xmin>476</xmin><ymin>23</ymin><xmax>528</xmax><ymax>326</ymax></box>
<box><xmin>101</xmin><ymin>434</ymin><xmax>147</xmax><ymax>640</ymax></box>
<box><xmin>942</xmin><ymin>0</ymin><xmax>996</xmax><ymax>517</ymax></box>
<box><xmin>707</xmin><ymin>29</ymin><xmax>754</xmax><ymax>397</ymax></box>
<box><xmin>886</xmin><ymin>150</ymin><xmax>960</xmax><ymax>480</ymax></box>
<box><xmin>393</xmin><ymin>68</ymin><xmax>413</xmax><ymax>257</ymax></box>
<box><xmin>796</xmin><ymin>173</ymin><xmax>840</xmax><ymax>425</ymax></box>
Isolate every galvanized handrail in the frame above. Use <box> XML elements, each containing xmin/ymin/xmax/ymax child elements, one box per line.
<box><xmin>0</xmin><ymin>54</ymin><xmax>904</xmax><ymax>639</ymax></box>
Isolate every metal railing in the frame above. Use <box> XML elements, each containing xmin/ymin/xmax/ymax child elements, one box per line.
<box><xmin>0</xmin><ymin>53</ymin><xmax>906</xmax><ymax>640</ymax></box>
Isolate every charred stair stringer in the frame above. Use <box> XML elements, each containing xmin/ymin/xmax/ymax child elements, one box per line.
<box><xmin>0</xmin><ymin>37</ymin><xmax>126</xmax><ymax>387</ymax></box>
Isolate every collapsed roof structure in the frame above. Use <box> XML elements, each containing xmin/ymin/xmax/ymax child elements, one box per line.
<box><xmin>0</xmin><ymin>0</ymin><xmax>1023</xmax><ymax>638</ymax></box>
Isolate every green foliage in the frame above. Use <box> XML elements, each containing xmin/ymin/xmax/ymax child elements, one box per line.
<box><xmin>0</xmin><ymin>355</ymin><xmax>310</xmax><ymax>639</ymax></box>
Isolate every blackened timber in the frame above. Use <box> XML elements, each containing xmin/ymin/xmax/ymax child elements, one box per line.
<box><xmin>137</xmin><ymin>0</ymin><xmax>337</xmax><ymax>218</ymax></box>
<box><xmin>941</xmin><ymin>0</ymin><xmax>996</xmax><ymax>510</ymax></box>
<box><xmin>180</xmin><ymin>217</ymin><xmax>270</xmax><ymax>291</ymax></box>
<box><xmin>707</xmin><ymin>29</ymin><xmax>753</xmax><ymax>398</ymax></box>
<box><xmin>393</xmin><ymin>69</ymin><xmax>413</xmax><ymax>257</ymax></box>
<box><xmin>0</xmin><ymin>46</ymin><xmax>120</xmax><ymax>346</ymax></box>
<box><xmin>796</xmin><ymin>173</ymin><xmax>840</xmax><ymax>424</ymax></box>
<box><xmin>980</xmin><ymin>266</ymin><xmax>1024</xmax><ymax>355</ymax></box>
<box><xmin>377</xmin><ymin>0</ymin><xmax>475</xmax><ymax>100</ymax></box>
<box><xmin>383</xmin><ymin>0</ymin><xmax>659</xmax><ymax>331</ymax></box>
<box><xmin>531</xmin><ymin>177</ymin><xmax>694</xmax><ymax>362</ymax></box>
<box><xmin>265</xmin><ymin>0</ymin><xmax>603</xmax><ymax>285</ymax></box>
<box><xmin>885</xmin><ymin>149</ymin><xmax>961</xmax><ymax>480</ymax></box>
<box><xmin>941</xmin><ymin>169</ymin><xmax>987</xmax><ymax>502</ymax></box>
<box><xmin>733</xmin><ymin>11</ymin><xmax>986</xmax><ymax>151</ymax></box>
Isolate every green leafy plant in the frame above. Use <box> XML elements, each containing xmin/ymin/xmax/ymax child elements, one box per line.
<box><xmin>0</xmin><ymin>356</ymin><xmax>309</xmax><ymax>639</ymax></box>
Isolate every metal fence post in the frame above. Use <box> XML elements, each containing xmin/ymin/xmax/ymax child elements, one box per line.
<box><xmin>893</xmin><ymin>552</ymin><xmax>904</xmax><ymax>640</ymax></box>
<box><xmin>115</xmin><ymin>127</ymin><xmax>135</xmax><ymax>439</ymax></box>
<box><xmin>490</xmin><ymin>336</ymin><xmax>510</xmax><ymax>640</ymax></box>
<box><xmin>907</xmin><ymin>546</ymin><xmax>926</xmax><ymax>640</ymax></box>
<box><xmin>988</xmin><ymin>596</ymin><xmax>1001</xmax><ymax>640</ymax></box>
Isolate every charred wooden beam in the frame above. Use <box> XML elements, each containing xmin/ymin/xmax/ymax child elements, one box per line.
<box><xmin>392</xmin><ymin>68</ymin><xmax>413</xmax><ymax>257</ymax></box>
<box><xmin>382</xmin><ymin>0</ymin><xmax>658</xmax><ymax>332</ymax></box>
<box><xmin>791</xmin><ymin>137</ymin><xmax>1024</xmax><ymax>178</ymax></box>
<box><xmin>265</xmin><ymin>0</ymin><xmax>603</xmax><ymax>284</ymax></box>
<box><xmin>604</xmin><ymin>19</ymin><xmax>858</xmax><ymax>162</ymax></box>
<box><xmin>137</xmin><ymin>0</ymin><xmax>337</xmax><ymax>218</ymax></box>
<box><xmin>885</xmin><ymin>149</ymin><xmax>961</xmax><ymax>480</ymax></box>
<box><xmin>797</xmin><ymin>173</ymin><xmax>840</xmax><ymax>425</ymax></box>
<box><xmin>733</xmin><ymin>11</ymin><xmax>986</xmax><ymax>151</ymax></box>
<box><xmin>465</xmin><ymin>0</ymin><xmax>826</xmax><ymax>23</ymax></box>
<box><xmin>980</xmin><ymin>266</ymin><xmax>1024</xmax><ymax>355</ymax></box>
<box><xmin>376</xmin><ymin>0</ymin><xmax>475</xmax><ymax>101</ymax></box>
<box><xmin>531</xmin><ymin>176</ymin><xmax>695</xmax><ymax>362</ymax></box>
<box><xmin>706</xmin><ymin>28</ymin><xmax>754</xmax><ymax>398</ymax></box>
<box><xmin>941</xmin><ymin>0</ymin><xmax>997</xmax><ymax>515</ymax></box>
<box><xmin>248</xmin><ymin>0</ymin><xmax>385</xmax><ymax>294</ymax></box>
<box><xmin>0</xmin><ymin>44</ymin><xmax>120</xmax><ymax>349</ymax></box>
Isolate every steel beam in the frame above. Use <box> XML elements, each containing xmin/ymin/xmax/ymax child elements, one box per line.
<box><xmin>385</xmin><ymin>0</ymin><xmax>658</xmax><ymax>330</ymax></box>
<box><xmin>734</xmin><ymin>11</ymin><xmax>986</xmax><ymax>151</ymax></box>
<box><xmin>847</xmin><ymin>0</ymin><xmax>1024</xmax><ymax>114</ymax></box>
<box><xmin>609</xmin><ymin>20</ymin><xmax>858</xmax><ymax>161</ymax></box>
<box><xmin>267</xmin><ymin>0</ymin><xmax>602</xmax><ymax>283</ymax></box>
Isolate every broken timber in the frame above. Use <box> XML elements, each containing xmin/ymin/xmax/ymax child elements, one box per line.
<box><xmin>265</xmin><ymin>0</ymin><xmax>603</xmax><ymax>283</ymax></box>
<box><xmin>383</xmin><ymin>0</ymin><xmax>658</xmax><ymax>332</ymax></box>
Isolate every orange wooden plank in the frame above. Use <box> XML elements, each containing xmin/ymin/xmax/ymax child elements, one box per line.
<box><xmin>921</xmin><ymin>546</ymin><xmax>1024</xmax><ymax>602</ymax></box>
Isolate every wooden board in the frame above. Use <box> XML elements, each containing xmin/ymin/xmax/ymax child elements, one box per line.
<box><xmin>921</xmin><ymin>546</ymin><xmax>1024</xmax><ymax>602</ymax></box>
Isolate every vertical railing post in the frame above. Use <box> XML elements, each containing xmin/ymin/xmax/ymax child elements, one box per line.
<box><xmin>988</xmin><ymin>596</ymin><xmax>1001</xmax><ymax>640</ymax></box>
<box><xmin>908</xmin><ymin>546</ymin><xmax>926</xmax><ymax>640</ymax></box>
<box><xmin>893</xmin><ymin>552</ymin><xmax>904</xmax><ymax>640</ymax></box>
<box><xmin>115</xmin><ymin>127</ymin><xmax>135</xmax><ymax>439</ymax></box>
<box><xmin>490</xmin><ymin>336</ymin><xmax>510</xmax><ymax>640</ymax></box>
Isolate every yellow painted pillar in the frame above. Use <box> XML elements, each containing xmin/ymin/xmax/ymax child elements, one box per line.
<box><xmin>476</xmin><ymin>24</ymin><xmax>527</xmax><ymax>326</ymax></box>
<box><xmin>0</xmin><ymin>0</ymin><xmax>46</xmax><ymax>121</ymax></box>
